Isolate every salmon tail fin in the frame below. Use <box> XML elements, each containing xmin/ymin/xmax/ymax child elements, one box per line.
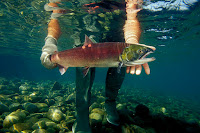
<box><xmin>58</xmin><ymin>65</ymin><xmax>68</xmax><ymax>75</ymax></box>
<box><xmin>84</xmin><ymin>35</ymin><xmax>94</xmax><ymax>46</ymax></box>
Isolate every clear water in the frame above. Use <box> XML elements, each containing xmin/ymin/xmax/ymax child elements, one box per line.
<box><xmin>0</xmin><ymin>0</ymin><xmax>200</xmax><ymax>129</ymax></box>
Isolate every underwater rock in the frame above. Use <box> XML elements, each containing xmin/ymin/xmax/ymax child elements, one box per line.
<box><xmin>0</xmin><ymin>85</ymin><xmax>7</xmax><ymax>90</ymax></box>
<box><xmin>83</xmin><ymin>15</ymin><xmax>100</xmax><ymax>32</ymax></box>
<box><xmin>160</xmin><ymin>107</ymin><xmax>167</xmax><ymax>114</ymax></box>
<box><xmin>25</xmin><ymin>116</ymin><xmax>39</xmax><ymax>127</ymax></box>
<box><xmin>12</xmin><ymin>95</ymin><xmax>23</xmax><ymax>103</ymax></box>
<box><xmin>117</xmin><ymin>103</ymin><xmax>130</xmax><ymax>116</ymax></box>
<box><xmin>32</xmin><ymin>120</ymin><xmax>47</xmax><ymax>130</ymax></box>
<box><xmin>3</xmin><ymin>109</ymin><xmax>26</xmax><ymax>128</ymax></box>
<box><xmin>97</xmin><ymin>96</ymin><xmax>105</xmax><ymax>103</ymax></box>
<box><xmin>89</xmin><ymin>113</ymin><xmax>103</xmax><ymax>125</ymax></box>
<box><xmin>23</xmin><ymin>102</ymin><xmax>39</xmax><ymax>113</ymax></box>
<box><xmin>19</xmin><ymin>130</ymin><xmax>32</xmax><ymax>133</ymax></box>
<box><xmin>63</xmin><ymin>116</ymin><xmax>76</xmax><ymax>129</ymax></box>
<box><xmin>52</xmin><ymin>81</ymin><xmax>62</xmax><ymax>90</ymax></box>
<box><xmin>21</xmin><ymin>90</ymin><xmax>29</xmax><ymax>95</ymax></box>
<box><xmin>34</xmin><ymin>103</ymin><xmax>49</xmax><ymax>112</ymax></box>
<box><xmin>65</xmin><ymin>93</ymin><xmax>75</xmax><ymax>103</ymax></box>
<box><xmin>29</xmin><ymin>95</ymin><xmax>43</xmax><ymax>103</ymax></box>
<box><xmin>9</xmin><ymin>103</ymin><xmax>23</xmax><ymax>112</ymax></box>
<box><xmin>89</xmin><ymin>108</ymin><xmax>105</xmax><ymax>125</ymax></box>
<box><xmin>89</xmin><ymin>102</ymin><xmax>101</xmax><ymax>112</ymax></box>
<box><xmin>19</xmin><ymin>84</ymin><xmax>31</xmax><ymax>92</ymax></box>
<box><xmin>47</xmin><ymin>108</ymin><xmax>65</xmax><ymax>123</ymax></box>
<box><xmin>35</xmin><ymin>118</ymin><xmax>58</xmax><ymax>130</ymax></box>
<box><xmin>46</xmin><ymin>127</ymin><xmax>56</xmax><ymax>133</ymax></box>
<box><xmin>45</xmin><ymin>99</ymin><xmax>55</xmax><ymax>106</ymax></box>
<box><xmin>1</xmin><ymin>79</ymin><xmax>9</xmax><ymax>85</ymax></box>
<box><xmin>55</xmin><ymin>96</ymin><xmax>65</xmax><ymax>106</ymax></box>
<box><xmin>121</xmin><ymin>124</ymin><xmax>135</xmax><ymax>133</ymax></box>
<box><xmin>0</xmin><ymin>117</ymin><xmax>3</xmax><ymax>129</ymax></box>
<box><xmin>135</xmin><ymin>104</ymin><xmax>150</xmax><ymax>118</ymax></box>
<box><xmin>55</xmin><ymin>96</ymin><xmax>64</xmax><ymax>102</ymax></box>
<box><xmin>145</xmin><ymin>128</ymin><xmax>156</xmax><ymax>133</ymax></box>
<box><xmin>91</xmin><ymin>108</ymin><xmax>105</xmax><ymax>116</ymax></box>
<box><xmin>32</xmin><ymin>129</ymin><xmax>48</xmax><ymax>133</ymax></box>
<box><xmin>132</xmin><ymin>125</ymin><xmax>147</xmax><ymax>133</ymax></box>
<box><xmin>57</xmin><ymin>121</ymin><xmax>71</xmax><ymax>132</ymax></box>
<box><xmin>0</xmin><ymin>103</ymin><xmax>9</xmax><ymax>114</ymax></box>
<box><xmin>9</xmin><ymin>123</ymin><xmax>32</xmax><ymax>132</ymax></box>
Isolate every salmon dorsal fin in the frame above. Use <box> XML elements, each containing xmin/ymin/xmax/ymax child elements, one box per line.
<box><xmin>84</xmin><ymin>35</ymin><xmax>94</xmax><ymax>46</ymax></box>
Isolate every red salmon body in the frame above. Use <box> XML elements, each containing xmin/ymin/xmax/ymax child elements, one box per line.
<box><xmin>51</xmin><ymin>42</ymin><xmax>129</xmax><ymax>68</ymax></box>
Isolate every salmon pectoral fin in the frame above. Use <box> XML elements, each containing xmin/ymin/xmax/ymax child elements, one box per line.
<box><xmin>117</xmin><ymin>62</ymin><xmax>123</xmax><ymax>73</ymax></box>
<box><xmin>58</xmin><ymin>65</ymin><xmax>68</xmax><ymax>75</ymax></box>
<box><xmin>82</xmin><ymin>67</ymin><xmax>90</xmax><ymax>77</ymax></box>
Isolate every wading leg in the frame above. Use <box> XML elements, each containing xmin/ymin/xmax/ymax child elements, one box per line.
<box><xmin>105</xmin><ymin>67</ymin><xmax>125</xmax><ymax>126</ymax></box>
<box><xmin>74</xmin><ymin>67</ymin><xmax>95</xmax><ymax>133</ymax></box>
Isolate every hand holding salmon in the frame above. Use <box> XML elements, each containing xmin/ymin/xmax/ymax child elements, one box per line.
<box><xmin>50</xmin><ymin>35</ymin><xmax>156</xmax><ymax>75</ymax></box>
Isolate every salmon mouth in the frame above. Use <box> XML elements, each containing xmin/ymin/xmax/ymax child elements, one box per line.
<box><xmin>135</xmin><ymin>50</ymin><xmax>155</xmax><ymax>64</ymax></box>
<box><xmin>124</xmin><ymin>49</ymin><xmax>155</xmax><ymax>66</ymax></box>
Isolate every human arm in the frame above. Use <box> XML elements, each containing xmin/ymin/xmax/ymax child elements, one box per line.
<box><xmin>40</xmin><ymin>3</ymin><xmax>65</xmax><ymax>69</ymax></box>
<box><xmin>124</xmin><ymin>0</ymin><xmax>151</xmax><ymax>75</ymax></box>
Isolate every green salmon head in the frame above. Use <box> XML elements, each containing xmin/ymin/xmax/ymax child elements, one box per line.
<box><xmin>119</xmin><ymin>44</ymin><xmax>156</xmax><ymax>66</ymax></box>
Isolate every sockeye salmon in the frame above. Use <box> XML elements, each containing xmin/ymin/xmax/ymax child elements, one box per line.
<box><xmin>50</xmin><ymin>35</ymin><xmax>156</xmax><ymax>76</ymax></box>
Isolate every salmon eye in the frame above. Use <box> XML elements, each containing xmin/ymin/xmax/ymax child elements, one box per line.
<box><xmin>137</xmin><ymin>49</ymin><xmax>143</xmax><ymax>54</ymax></box>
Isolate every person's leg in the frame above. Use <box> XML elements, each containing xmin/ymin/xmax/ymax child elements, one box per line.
<box><xmin>105</xmin><ymin>67</ymin><xmax>125</xmax><ymax>126</ymax></box>
<box><xmin>73</xmin><ymin>67</ymin><xmax>95</xmax><ymax>133</ymax></box>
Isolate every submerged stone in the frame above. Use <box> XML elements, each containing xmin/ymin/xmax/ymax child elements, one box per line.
<box><xmin>133</xmin><ymin>125</ymin><xmax>147</xmax><ymax>133</ymax></box>
<box><xmin>47</xmin><ymin>108</ymin><xmax>65</xmax><ymax>123</ymax></box>
<box><xmin>3</xmin><ymin>109</ymin><xmax>26</xmax><ymax>128</ymax></box>
<box><xmin>32</xmin><ymin>120</ymin><xmax>47</xmax><ymax>130</ymax></box>
<box><xmin>135</xmin><ymin>104</ymin><xmax>150</xmax><ymax>118</ymax></box>
<box><xmin>89</xmin><ymin>102</ymin><xmax>101</xmax><ymax>112</ymax></box>
<box><xmin>9</xmin><ymin>123</ymin><xmax>32</xmax><ymax>132</ymax></box>
<box><xmin>32</xmin><ymin>129</ymin><xmax>48</xmax><ymax>133</ymax></box>
<box><xmin>23</xmin><ymin>102</ymin><xmax>39</xmax><ymax>113</ymax></box>
<box><xmin>45</xmin><ymin>99</ymin><xmax>55</xmax><ymax>106</ymax></box>
<box><xmin>0</xmin><ymin>103</ymin><xmax>9</xmax><ymax>114</ymax></box>
<box><xmin>52</xmin><ymin>81</ymin><xmax>62</xmax><ymax>90</ymax></box>
<box><xmin>89</xmin><ymin>108</ymin><xmax>105</xmax><ymax>125</ymax></box>
<box><xmin>91</xmin><ymin>108</ymin><xmax>105</xmax><ymax>116</ymax></box>
<box><xmin>34</xmin><ymin>103</ymin><xmax>49</xmax><ymax>112</ymax></box>
<box><xmin>9</xmin><ymin>103</ymin><xmax>23</xmax><ymax>112</ymax></box>
<box><xmin>65</xmin><ymin>93</ymin><xmax>75</xmax><ymax>103</ymax></box>
<box><xmin>35</xmin><ymin>118</ymin><xmax>58</xmax><ymax>130</ymax></box>
<box><xmin>89</xmin><ymin>113</ymin><xmax>103</xmax><ymax>125</ymax></box>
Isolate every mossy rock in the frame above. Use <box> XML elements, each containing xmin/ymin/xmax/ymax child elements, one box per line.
<box><xmin>0</xmin><ymin>103</ymin><xmax>9</xmax><ymax>115</ymax></box>
<box><xmin>3</xmin><ymin>109</ymin><xmax>26</xmax><ymax>128</ymax></box>
<box><xmin>47</xmin><ymin>108</ymin><xmax>65</xmax><ymax>123</ymax></box>
<box><xmin>91</xmin><ymin>108</ymin><xmax>105</xmax><ymax>116</ymax></box>
<box><xmin>23</xmin><ymin>102</ymin><xmax>39</xmax><ymax>113</ymax></box>
<box><xmin>32</xmin><ymin>129</ymin><xmax>48</xmax><ymax>133</ymax></box>
<box><xmin>9</xmin><ymin>123</ymin><xmax>32</xmax><ymax>132</ymax></box>
<box><xmin>89</xmin><ymin>112</ymin><xmax>103</xmax><ymax>125</ymax></box>
<box><xmin>34</xmin><ymin>103</ymin><xmax>49</xmax><ymax>112</ymax></box>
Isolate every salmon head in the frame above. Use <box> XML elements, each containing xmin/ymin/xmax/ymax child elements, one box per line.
<box><xmin>119</xmin><ymin>43</ymin><xmax>156</xmax><ymax>66</ymax></box>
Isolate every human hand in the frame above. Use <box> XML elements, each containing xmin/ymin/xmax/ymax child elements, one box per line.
<box><xmin>40</xmin><ymin>38</ymin><xmax>58</xmax><ymax>69</ymax></box>
<box><xmin>126</xmin><ymin>63</ymin><xmax>150</xmax><ymax>75</ymax></box>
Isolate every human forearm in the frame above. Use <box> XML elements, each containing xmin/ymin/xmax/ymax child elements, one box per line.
<box><xmin>124</xmin><ymin>0</ymin><xmax>142</xmax><ymax>44</ymax></box>
<box><xmin>41</xmin><ymin>1</ymin><xmax>65</xmax><ymax>69</ymax></box>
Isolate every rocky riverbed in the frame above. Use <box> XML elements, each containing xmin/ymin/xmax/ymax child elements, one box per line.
<box><xmin>0</xmin><ymin>77</ymin><xmax>200</xmax><ymax>133</ymax></box>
